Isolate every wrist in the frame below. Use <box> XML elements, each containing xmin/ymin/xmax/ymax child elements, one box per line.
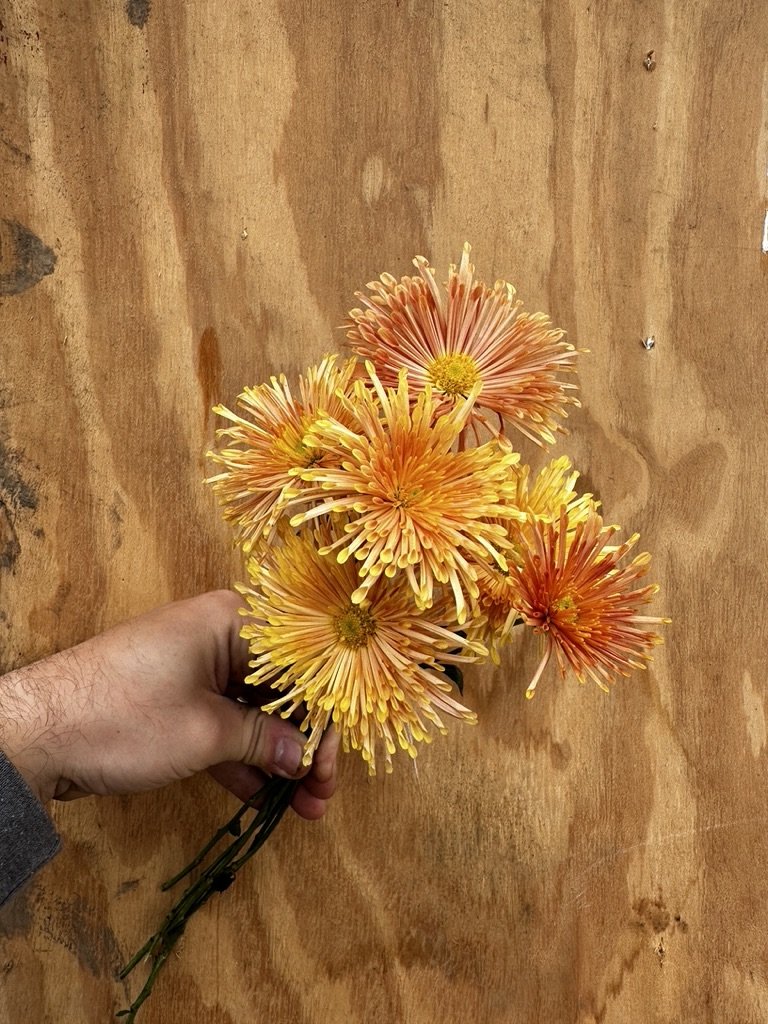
<box><xmin>0</xmin><ymin>662</ymin><xmax>65</xmax><ymax>803</ymax></box>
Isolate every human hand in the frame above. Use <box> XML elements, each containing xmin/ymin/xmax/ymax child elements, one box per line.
<box><xmin>0</xmin><ymin>591</ymin><xmax>339</xmax><ymax>819</ymax></box>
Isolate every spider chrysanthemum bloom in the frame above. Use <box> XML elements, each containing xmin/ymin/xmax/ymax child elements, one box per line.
<box><xmin>238</xmin><ymin>521</ymin><xmax>484</xmax><ymax>775</ymax></box>
<box><xmin>469</xmin><ymin>457</ymin><xmax>597</xmax><ymax>662</ymax></box>
<box><xmin>206</xmin><ymin>355</ymin><xmax>357</xmax><ymax>552</ymax></box>
<box><xmin>506</xmin><ymin>455</ymin><xmax>597</xmax><ymax>528</ymax></box>
<box><xmin>288</xmin><ymin>366</ymin><xmax>520</xmax><ymax>625</ymax></box>
<box><xmin>509</xmin><ymin>508</ymin><xmax>669</xmax><ymax>697</ymax></box>
<box><xmin>345</xmin><ymin>243</ymin><xmax>579</xmax><ymax>446</ymax></box>
<box><xmin>469</xmin><ymin>560</ymin><xmax>520</xmax><ymax>665</ymax></box>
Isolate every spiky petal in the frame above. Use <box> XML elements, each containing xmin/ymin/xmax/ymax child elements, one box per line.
<box><xmin>206</xmin><ymin>355</ymin><xmax>357</xmax><ymax>552</ymax></box>
<box><xmin>345</xmin><ymin>243</ymin><xmax>579</xmax><ymax>446</ymax></box>
<box><xmin>238</xmin><ymin>521</ymin><xmax>485</xmax><ymax>775</ymax></box>
<box><xmin>288</xmin><ymin>365</ymin><xmax>520</xmax><ymax>625</ymax></box>
<box><xmin>509</xmin><ymin>508</ymin><xmax>669</xmax><ymax>696</ymax></box>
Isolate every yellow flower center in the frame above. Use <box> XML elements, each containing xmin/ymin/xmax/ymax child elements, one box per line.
<box><xmin>277</xmin><ymin>421</ymin><xmax>323</xmax><ymax>469</ymax></box>
<box><xmin>551</xmin><ymin>594</ymin><xmax>578</xmax><ymax>622</ymax></box>
<box><xmin>427</xmin><ymin>353</ymin><xmax>481</xmax><ymax>396</ymax></box>
<box><xmin>296</xmin><ymin>441</ymin><xmax>323</xmax><ymax>468</ymax></box>
<box><xmin>334</xmin><ymin>605</ymin><xmax>377</xmax><ymax>648</ymax></box>
<box><xmin>390</xmin><ymin>485</ymin><xmax>420</xmax><ymax>509</ymax></box>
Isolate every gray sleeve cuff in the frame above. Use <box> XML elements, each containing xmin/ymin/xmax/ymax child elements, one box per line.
<box><xmin>0</xmin><ymin>750</ymin><xmax>60</xmax><ymax>907</ymax></box>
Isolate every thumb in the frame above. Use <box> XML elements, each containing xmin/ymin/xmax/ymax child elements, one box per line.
<box><xmin>216</xmin><ymin>699</ymin><xmax>309</xmax><ymax>780</ymax></box>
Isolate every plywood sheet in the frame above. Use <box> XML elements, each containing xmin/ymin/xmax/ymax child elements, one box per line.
<box><xmin>1</xmin><ymin>1</ymin><xmax>767</xmax><ymax>1021</ymax></box>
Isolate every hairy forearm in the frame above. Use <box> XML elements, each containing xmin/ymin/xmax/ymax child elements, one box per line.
<box><xmin>0</xmin><ymin>652</ymin><xmax>81</xmax><ymax>803</ymax></box>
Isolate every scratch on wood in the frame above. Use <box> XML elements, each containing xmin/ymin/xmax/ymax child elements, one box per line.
<box><xmin>566</xmin><ymin>817</ymin><xmax>768</xmax><ymax>905</ymax></box>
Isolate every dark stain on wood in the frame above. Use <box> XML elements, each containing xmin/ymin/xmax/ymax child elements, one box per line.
<box><xmin>0</xmin><ymin>220</ymin><xmax>56</xmax><ymax>296</ymax></box>
<box><xmin>0</xmin><ymin>133</ymin><xmax>31</xmax><ymax>164</ymax></box>
<box><xmin>109</xmin><ymin>493</ymin><xmax>125</xmax><ymax>552</ymax></box>
<box><xmin>115</xmin><ymin>878</ymin><xmax>140</xmax><ymax>897</ymax></box>
<box><xmin>632</xmin><ymin>894</ymin><xmax>671</xmax><ymax>934</ymax></box>
<box><xmin>125</xmin><ymin>0</ymin><xmax>151</xmax><ymax>29</ymax></box>
<box><xmin>0</xmin><ymin>438</ymin><xmax>37</xmax><ymax>513</ymax></box>
<box><xmin>37</xmin><ymin>892</ymin><xmax>122</xmax><ymax>978</ymax></box>
<box><xmin>0</xmin><ymin>437</ymin><xmax>38</xmax><ymax>571</ymax></box>
<box><xmin>196</xmin><ymin>325</ymin><xmax>222</xmax><ymax>424</ymax></box>
<box><xmin>0</xmin><ymin>890</ymin><xmax>32</xmax><ymax>938</ymax></box>
<box><xmin>0</xmin><ymin>500</ymin><xmax>20</xmax><ymax>570</ymax></box>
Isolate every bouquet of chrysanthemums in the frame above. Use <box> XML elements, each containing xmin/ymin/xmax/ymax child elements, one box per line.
<box><xmin>118</xmin><ymin>245</ymin><xmax>668</xmax><ymax>1019</ymax></box>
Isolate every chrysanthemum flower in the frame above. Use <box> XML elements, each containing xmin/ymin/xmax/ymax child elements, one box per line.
<box><xmin>469</xmin><ymin>457</ymin><xmax>598</xmax><ymax>662</ymax></box>
<box><xmin>506</xmin><ymin>455</ymin><xmax>597</xmax><ymax>527</ymax></box>
<box><xmin>508</xmin><ymin>508</ymin><xmax>669</xmax><ymax>697</ymax></box>
<box><xmin>345</xmin><ymin>243</ymin><xmax>579</xmax><ymax>446</ymax></box>
<box><xmin>469</xmin><ymin>561</ymin><xmax>520</xmax><ymax>665</ymax></box>
<box><xmin>206</xmin><ymin>355</ymin><xmax>357</xmax><ymax>552</ymax></box>
<box><xmin>287</xmin><ymin>366</ymin><xmax>520</xmax><ymax>624</ymax></box>
<box><xmin>238</xmin><ymin>521</ymin><xmax>484</xmax><ymax>774</ymax></box>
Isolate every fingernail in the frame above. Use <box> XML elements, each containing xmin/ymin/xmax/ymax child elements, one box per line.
<box><xmin>274</xmin><ymin>738</ymin><xmax>304</xmax><ymax>777</ymax></box>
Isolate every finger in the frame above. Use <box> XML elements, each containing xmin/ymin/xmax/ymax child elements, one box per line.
<box><xmin>208</xmin><ymin>762</ymin><xmax>269</xmax><ymax>803</ymax></box>
<box><xmin>210</xmin><ymin>759</ymin><xmax>334</xmax><ymax>821</ymax></box>
<box><xmin>52</xmin><ymin>781</ymin><xmax>90</xmax><ymax>801</ymax></box>
<box><xmin>222</xmin><ymin>592</ymin><xmax>255</xmax><ymax>684</ymax></box>
<box><xmin>290</xmin><ymin>787</ymin><xmax>330</xmax><ymax>821</ymax></box>
<box><xmin>213</xmin><ymin>700</ymin><xmax>310</xmax><ymax>780</ymax></box>
<box><xmin>300</xmin><ymin>772</ymin><xmax>337</xmax><ymax>801</ymax></box>
<box><xmin>311</xmin><ymin>728</ymin><xmax>340</xmax><ymax>784</ymax></box>
<box><xmin>223</xmin><ymin>682</ymin><xmax>307</xmax><ymax>732</ymax></box>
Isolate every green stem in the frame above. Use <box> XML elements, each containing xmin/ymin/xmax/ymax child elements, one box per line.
<box><xmin>160</xmin><ymin>786</ymin><xmax>264</xmax><ymax>891</ymax></box>
<box><xmin>116</xmin><ymin>776</ymin><xmax>298</xmax><ymax>1021</ymax></box>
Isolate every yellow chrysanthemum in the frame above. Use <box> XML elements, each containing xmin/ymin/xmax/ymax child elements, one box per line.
<box><xmin>506</xmin><ymin>455</ymin><xmax>597</xmax><ymax>527</ymax></box>
<box><xmin>509</xmin><ymin>508</ymin><xmax>669</xmax><ymax>697</ymax></box>
<box><xmin>287</xmin><ymin>365</ymin><xmax>520</xmax><ymax>625</ymax></box>
<box><xmin>206</xmin><ymin>355</ymin><xmax>357</xmax><ymax>552</ymax></box>
<box><xmin>238</xmin><ymin>521</ymin><xmax>485</xmax><ymax>774</ymax></box>
<box><xmin>345</xmin><ymin>243</ymin><xmax>580</xmax><ymax>446</ymax></box>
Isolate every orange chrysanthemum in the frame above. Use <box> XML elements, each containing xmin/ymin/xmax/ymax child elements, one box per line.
<box><xmin>239</xmin><ymin>521</ymin><xmax>484</xmax><ymax>774</ymax></box>
<box><xmin>288</xmin><ymin>366</ymin><xmax>520</xmax><ymax>624</ymax></box>
<box><xmin>469</xmin><ymin>561</ymin><xmax>520</xmax><ymax>664</ymax></box>
<box><xmin>345</xmin><ymin>243</ymin><xmax>579</xmax><ymax>446</ymax></box>
<box><xmin>470</xmin><ymin>457</ymin><xmax>598</xmax><ymax>662</ymax></box>
<box><xmin>509</xmin><ymin>508</ymin><xmax>669</xmax><ymax>697</ymax></box>
<box><xmin>206</xmin><ymin>355</ymin><xmax>357</xmax><ymax>552</ymax></box>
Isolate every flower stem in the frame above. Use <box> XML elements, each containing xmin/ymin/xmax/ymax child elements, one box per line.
<box><xmin>116</xmin><ymin>775</ymin><xmax>299</xmax><ymax>1022</ymax></box>
<box><xmin>159</xmin><ymin>786</ymin><xmax>266</xmax><ymax>891</ymax></box>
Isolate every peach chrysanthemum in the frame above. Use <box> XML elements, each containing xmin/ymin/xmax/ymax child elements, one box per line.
<box><xmin>238</xmin><ymin>521</ymin><xmax>484</xmax><ymax>774</ymax></box>
<box><xmin>288</xmin><ymin>366</ymin><xmax>520</xmax><ymax>625</ymax></box>
<box><xmin>509</xmin><ymin>508</ymin><xmax>669</xmax><ymax>697</ymax></box>
<box><xmin>345</xmin><ymin>243</ymin><xmax>579</xmax><ymax>446</ymax></box>
<box><xmin>206</xmin><ymin>355</ymin><xmax>356</xmax><ymax>552</ymax></box>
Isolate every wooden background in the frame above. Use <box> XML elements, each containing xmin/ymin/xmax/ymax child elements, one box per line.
<box><xmin>1</xmin><ymin>1</ymin><xmax>767</xmax><ymax>1021</ymax></box>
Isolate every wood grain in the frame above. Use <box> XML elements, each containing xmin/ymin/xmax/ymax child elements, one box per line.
<box><xmin>1</xmin><ymin>1</ymin><xmax>767</xmax><ymax>1021</ymax></box>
